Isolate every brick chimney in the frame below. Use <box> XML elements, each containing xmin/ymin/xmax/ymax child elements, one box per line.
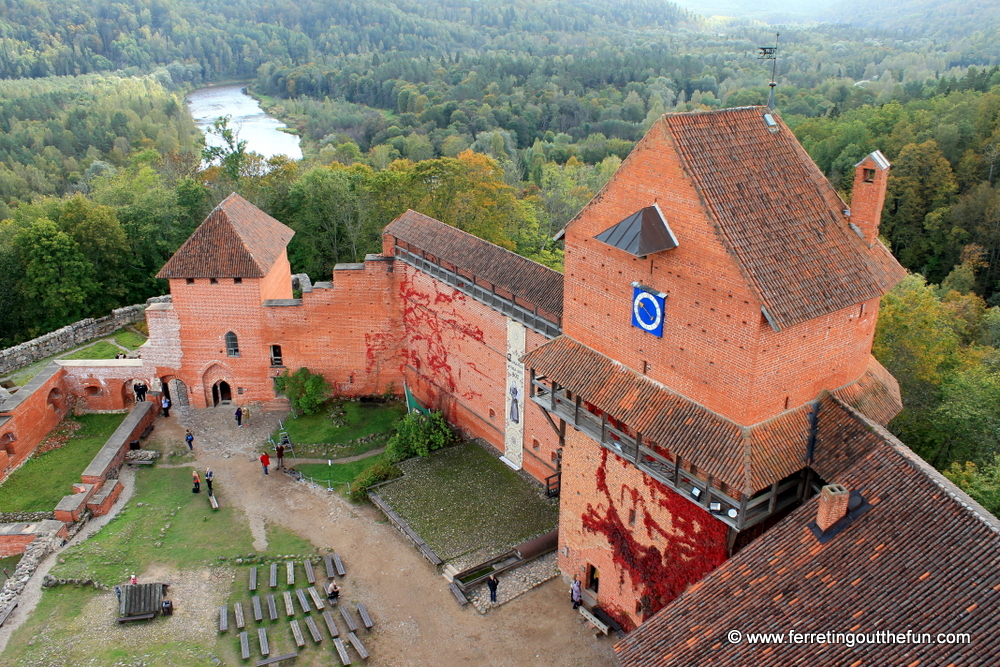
<box><xmin>848</xmin><ymin>150</ymin><xmax>891</xmax><ymax>246</ymax></box>
<box><xmin>816</xmin><ymin>483</ymin><xmax>850</xmax><ymax>532</ymax></box>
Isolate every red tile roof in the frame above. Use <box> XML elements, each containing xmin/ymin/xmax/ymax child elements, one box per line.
<box><xmin>831</xmin><ymin>356</ymin><xmax>902</xmax><ymax>426</ymax></box>
<box><xmin>616</xmin><ymin>403</ymin><xmax>1000</xmax><ymax>666</ymax></box>
<box><xmin>157</xmin><ymin>193</ymin><xmax>294</xmax><ymax>279</ymax></box>
<box><xmin>661</xmin><ymin>107</ymin><xmax>906</xmax><ymax>330</ymax></box>
<box><xmin>384</xmin><ymin>209</ymin><xmax>564</xmax><ymax>319</ymax></box>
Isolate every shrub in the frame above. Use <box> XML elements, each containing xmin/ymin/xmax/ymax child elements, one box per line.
<box><xmin>275</xmin><ymin>367</ymin><xmax>330</xmax><ymax>415</ymax></box>
<box><xmin>385</xmin><ymin>411</ymin><xmax>454</xmax><ymax>462</ymax></box>
<box><xmin>348</xmin><ymin>461</ymin><xmax>402</xmax><ymax>502</ymax></box>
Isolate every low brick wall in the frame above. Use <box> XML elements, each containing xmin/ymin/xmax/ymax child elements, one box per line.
<box><xmin>87</xmin><ymin>480</ymin><xmax>123</xmax><ymax>517</ymax></box>
<box><xmin>0</xmin><ymin>534</ymin><xmax>35</xmax><ymax>557</ymax></box>
<box><xmin>80</xmin><ymin>401</ymin><xmax>155</xmax><ymax>484</ymax></box>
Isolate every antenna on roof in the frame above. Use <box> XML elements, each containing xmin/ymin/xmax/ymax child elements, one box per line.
<box><xmin>758</xmin><ymin>32</ymin><xmax>780</xmax><ymax>111</ymax></box>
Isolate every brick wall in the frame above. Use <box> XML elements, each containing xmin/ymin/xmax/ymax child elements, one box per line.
<box><xmin>0</xmin><ymin>365</ymin><xmax>71</xmax><ymax>479</ymax></box>
<box><xmin>0</xmin><ymin>534</ymin><xmax>35</xmax><ymax>557</ymax></box>
<box><xmin>59</xmin><ymin>360</ymin><xmax>148</xmax><ymax>412</ymax></box>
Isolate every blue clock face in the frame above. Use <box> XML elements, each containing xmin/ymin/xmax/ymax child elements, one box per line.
<box><xmin>631</xmin><ymin>286</ymin><xmax>665</xmax><ymax>337</ymax></box>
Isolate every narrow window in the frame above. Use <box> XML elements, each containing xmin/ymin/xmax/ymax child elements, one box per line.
<box><xmin>186</xmin><ymin>278</ymin><xmax>194</xmax><ymax>285</ymax></box>
<box><xmin>234</xmin><ymin>277</ymin><xmax>242</xmax><ymax>284</ymax></box>
<box><xmin>784</xmin><ymin>396</ymin><xmax>790</xmax><ymax>410</ymax></box>
<box><xmin>532</xmin><ymin>438</ymin><xmax>540</xmax><ymax>450</ymax></box>
<box><xmin>628</xmin><ymin>509</ymin><xmax>636</xmax><ymax>526</ymax></box>
<box><xmin>270</xmin><ymin>345</ymin><xmax>283</xmax><ymax>367</ymax></box>
<box><xmin>210</xmin><ymin>278</ymin><xmax>218</xmax><ymax>284</ymax></box>
<box><xmin>225</xmin><ymin>332</ymin><xmax>240</xmax><ymax>357</ymax></box>
<box><xmin>587</xmin><ymin>565</ymin><xmax>600</xmax><ymax>593</ymax></box>
<box><xmin>863</xmin><ymin>168</ymin><xmax>876</xmax><ymax>183</ymax></box>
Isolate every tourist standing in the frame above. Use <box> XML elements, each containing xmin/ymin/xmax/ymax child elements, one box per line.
<box><xmin>571</xmin><ymin>575</ymin><xmax>582</xmax><ymax>609</ymax></box>
<box><xmin>260</xmin><ymin>451</ymin><xmax>270</xmax><ymax>475</ymax></box>
<box><xmin>487</xmin><ymin>575</ymin><xmax>499</xmax><ymax>604</ymax></box>
<box><xmin>161</xmin><ymin>394</ymin><xmax>171</xmax><ymax>418</ymax></box>
<box><xmin>192</xmin><ymin>470</ymin><xmax>201</xmax><ymax>493</ymax></box>
<box><xmin>276</xmin><ymin>443</ymin><xmax>285</xmax><ymax>469</ymax></box>
<box><xmin>185</xmin><ymin>430</ymin><xmax>194</xmax><ymax>451</ymax></box>
<box><xmin>205</xmin><ymin>469</ymin><xmax>214</xmax><ymax>496</ymax></box>
<box><xmin>235</xmin><ymin>406</ymin><xmax>243</xmax><ymax>427</ymax></box>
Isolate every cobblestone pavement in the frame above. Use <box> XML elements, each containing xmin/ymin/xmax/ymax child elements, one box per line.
<box><xmin>465</xmin><ymin>552</ymin><xmax>561</xmax><ymax>614</ymax></box>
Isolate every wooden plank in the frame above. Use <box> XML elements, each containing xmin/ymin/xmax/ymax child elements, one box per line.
<box><xmin>305</xmin><ymin>615</ymin><xmax>323</xmax><ymax>643</ymax></box>
<box><xmin>249</xmin><ymin>567</ymin><xmax>257</xmax><ymax>591</ymax></box>
<box><xmin>340</xmin><ymin>606</ymin><xmax>358</xmax><ymax>633</ymax></box>
<box><xmin>448</xmin><ymin>582</ymin><xmax>468</xmax><ymax>606</ymax></box>
<box><xmin>304</xmin><ymin>560</ymin><xmax>316</xmax><ymax>584</ymax></box>
<box><xmin>266</xmin><ymin>594</ymin><xmax>278</xmax><ymax>621</ymax></box>
<box><xmin>295</xmin><ymin>588</ymin><xmax>311</xmax><ymax>614</ymax></box>
<box><xmin>218</xmin><ymin>605</ymin><xmax>229</xmax><ymax>632</ymax></box>
<box><xmin>239</xmin><ymin>631</ymin><xmax>250</xmax><ymax>660</ymax></box>
<box><xmin>333</xmin><ymin>638</ymin><xmax>351</xmax><ymax>665</ymax></box>
<box><xmin>307</xmin><ymin>586</ymin><xmax>325</xmax><ymax>610</ymax></box>
<box><xmin>209</xmin><ymin>494</ymin><xmax>219</xmax><ymax>509</ymax></box>
<box><xmin>290</xmin><ymin>619</ymin><xmax>305</xmax><ymax>648</ymax></box>
<box><xmin>578</xmin><ymin>606</ymin><xmax>609</xmax><ymax>635</ymax></box>
<box><xmin>116</xmin><ymin>612</ymin><xmax>155</xmax><ymax>623</ymax></box>
<box><xmin>285</xmin><ymin>561</ymin><xmax>295</xmax><ymax>586</ymax></box>
<box><xmin>324</xmin><ymin>555</ymin><xmax>336</xmax><ymax>579</ymax></box>
<box><xmin>347</xmin><ymin>631</ymin><xmax>370</xmax><ymax>660</ymax></box>
<box><xmin>356</xmin><ymin>603</ymin><xmax>373</xmax><ymax>630</ymax></box>
<box><xmin>322</xmin><ymin>610</ymin><xmax>340</xmax><ymax>638</ymax></box>
<box><xmin>255</xmin><ymin>653</ymin><xmax>298</xmax><ymax>667</ymax></box>
<box><xmin>283</xmin><ymin>591</ymin><xmax>295</xmax><ymax>617</ymax></box>
<box><xmin>252</xmin><ymin>596</ymin><xmax>263</xmax><ymax>622</ymax></box>
<box><xmin>258</xmin><ymin>627</ymin><xmax>270</xmax><ymax>656</ymax></box>
<box><xmin>234</xmin><ymin>601</ymin><xmax>246</xmax><ymax>629</ymax></box>
<box><xmin>333</xmin><ymin>554</ymin><xmax>346</xmax><ymax>577</ymax></box>
<box><xmin>269</xmin><ymin>563</ymin><xmax>278</xmax><ymax>588</ymax></box>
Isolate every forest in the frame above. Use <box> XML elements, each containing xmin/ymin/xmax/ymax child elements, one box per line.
<box><xmin>2</xmin><ymin>0</ymin><xmax>1000</xmax><ymax>512</ymax></box>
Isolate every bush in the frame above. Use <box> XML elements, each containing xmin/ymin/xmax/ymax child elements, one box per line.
<box><xmin>385</xmin><ymin>411</ymin><xmax>454</xmax><ymax>462</ymax></box>
<box><xmin>275</xmin><ymin>367</ymin><xmax>330</xmax><ymax>415</ymax></box>
<box><xmin>348</xmin><ymin>461</ymin><xmax>402</xmax><ymax>502</ymax></box>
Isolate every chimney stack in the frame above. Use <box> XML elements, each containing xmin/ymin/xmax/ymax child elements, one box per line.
<box><xmin>816</xmin><ymin>483</ymin><xmax>850</xmax><ymax>532</ymax></box>
<box><xmin>848</xmin><ymin>150</ymin><xmax>891</xmax><ymax>246</ymax></box>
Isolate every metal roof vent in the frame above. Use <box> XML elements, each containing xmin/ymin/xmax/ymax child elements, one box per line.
<box><xmin>595</xmin><ymin>204</ymin><xmax>678</xmax><ymax>257</ymax></box>
<box><xmin>763</xmin><ymin>113</ymin><xmax>779</xmax><ymax>133</ymax></box>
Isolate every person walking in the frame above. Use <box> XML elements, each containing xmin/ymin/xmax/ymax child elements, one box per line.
<box><xmin>192</xmin><ymin>470</ymin><xmax>201</xmax><ymax>493</ymax></box>
<box><xmin>235</xmin><ymin>406</ymin><xmax>243</xmax><ymax>427</ymax></box>
<box><xmin>185</xmin><ymin>430</ymin><xmax>194</xmax><ymax>452</ymax></box>
<box><xmin>571</xmin><ymin>575</ymin><xmax>582</xmax><ymax>609</ymax></box>
<box><xmin>260</xmin><ymin>451</ymin><xmax>270</xmax><ymax>475</ymax></box>
<box><xmin>161</xmin><ymin>394</ymin><xmax>171</xmax><ymax>418</ymax></box>
<box><xmin>487</xmin><ymin>575</ymin><xmax>499</xmax><ymax>604</ymax></box>
<box><xmin>205</xmin><ymin>469</ymin><xmax>214</xmax><ymax>496</ymax></box>
<box><xmin>275</xmin><ymin>443</ymin><xmax>285</xmax><ymax>470</ymax></box>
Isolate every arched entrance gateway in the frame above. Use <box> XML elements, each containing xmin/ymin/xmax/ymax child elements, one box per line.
<box><xmin>212</xmin><ymin>380</ymin><xmax>232</xmax><ymax>406</ymax></box>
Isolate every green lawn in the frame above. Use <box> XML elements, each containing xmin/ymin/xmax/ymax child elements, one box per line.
<box><xmin>61</xmin><ymin>340</ymin><xmax>121</xmax><ymax>360</ymax></box>
<box><xmin>375</xmin><ymin>442</ymin><xmax>559</xmax><ymax>562</ymax></box>
<box><xmin>0</xmin><ymin>414</ymin><xmax>125</xmax><ymax>511</ymax></box>
<box><xmin>297</xmin><ymin>453</ymin><xmax>388</xmax><ymax>486</ymax></box>
<box><xmin>114</xmin><ymin>328</ymin><xmax>146</xmax><ymax>349</ymax></box>
<box><xmin>280</xmin><ymin>399</ymin><xmax>405</xmax><ymax>457</ymax></box>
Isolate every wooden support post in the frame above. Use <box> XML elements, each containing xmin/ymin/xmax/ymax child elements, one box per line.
<box><xmin>702</xmin><ymin>475</ymin><xmax>713</xmax><ymax>507</ymax></box>
<box><xmin>737</xmin><ymin>494</ymin><xmax>749</xmax><ymax>531</ymax></box>
<box><xmin>673</xmin><ymin>456</ymin><xmax>682</xmax><ymax>487</ymax></box>
<box><xmin>768</xmin><ymin>480</ymin><xmax>779</xmax><ymax>513</ymax></box>
<box><xmin>574</xmin><ymin>395</ymin><xmax>582</xmax><ymax>427</ymax></box>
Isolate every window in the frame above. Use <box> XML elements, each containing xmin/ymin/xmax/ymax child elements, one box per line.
<box><xmin>210</xmin><ymin>278</ymin><xmax>218</xmax><ymax>284</ymax></box>
<box><xmin>186</xmin><ymin>278</ymin><xmax>194</xmax><ymax>285</ymax></box>
<box><xmin>587</xmin><ymin>565</ymin><xmax>600</xmax><ymax>593</ymax></box>
<box><xmin>863</xmin><ymin>168</ymin><xmax>876</xmax><ymax>183</ymax></box>
<box><xmin>234</xmin><ymin>277</ymin><xmax>242</xmax><ymax>284</ymax></box>
<box><xmin>270</xmin><ymin>345</ymin><xmax>283</xmax><ymax>367</ymax></box>
<box><xmin>532</xmin><ymin>438</ymin><xmax>540</xmax><ymax>450</ymax></box>
<box><xmin>225</xmin><ymin>332</ymin><xmax>240</xmax><ymax>357</ymax></box>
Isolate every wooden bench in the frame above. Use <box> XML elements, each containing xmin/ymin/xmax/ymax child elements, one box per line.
<box><xmin>252</xmin><ymin>596</ymin><xmax>263</xmax><ymax>622</ymax></box>
<box><xmin>340</xmin><ymin>606</ymin><xmax>358</xmax><ymax>633</ymax></box>
<box><xmin>140</xmin><ymin>424</ymin><xmax>154</xmax><ymax>439</ymax></box>
<box><xmin>0</xmin><ymin>602</ymin><xmax>17</xmax><ymax>628</ymax></box>
<box><xmin>322</xmin><ymin>610</ymin><xmax>340</xmax><ymax>638</ymax></box>
<box><xmin>578</xmin><ymin>606</ymin><xmax>610</xmax><ymax>635</ymax></box>
<box><xmin>239</xmin><ymin>631</ymin><xmax>250</xmax><ymax>660</ymax></box>
<box><xmin>209</xmin><ymin>494</ymin><xmax>219</xmax><ymax>509</ymax></box>
<box><xmin>304</xmin><ymin>560</ymin><xmax>316</xmax><ymax>584</ymax></box>
<box><xmin>126</xmin><ymin>460</ymin><xmax>154</xmax><ymax>466</ymax></box>
<box><xmin>283</xmin><ymin>591</ymin><xmax>295</xmax><ymax>617</ymax></box>
<box><xmin>347</xmin><ymin>631</ymin><xmax>370</xmax><ymax>660</ymax></box>
<box><xmin>356</xmin><ymin>603</ymin><xmax>373</xmax><ymax>630</ymax></box>
<box><xmin>117</xmin><ymin>612</ymin><xmax>155</xmax><ymax>623</ymax></box>
<box><xmin>448</xmin><ymin>582</ymin><xmax>468</xmax><ymax>606</ymax></box>
<box><xmin>333</xmin><ymin>638</ymin><xmax>351</xmax><ymax>666</ymax></box>
<box><xmin>286</xmin><ymin>561</ymin><xmax>295</xmax><ymax>586</ymax></box>
<box><xmin>333</xmin><ymin>554</ymin><xmax>346</xmax><ymax>577</ymax></box>
<box><xmin>255</xmin><ymin>652</ymin><xmax>297</xmax><ymax>667</ymax></box>
<box><xmin>591</xmin><ymin>606</ymin><xmax>625</xmax><ymax>639</ymax></box>
<box><xmin>290</xmin><ymin>619</ymin><xmax>305</xmax><ymax>648</ymax></box>
<box><xmin>307</xmin><ymin>586</ymin><xmax>325</xmax><ymax>610</ymax></box>
<box><xmin>305</xmin><ymin>615</ymin><xmax>323</xmax><ymax>643</ymax></box>
<box><xmin>249</xmin><ymin>567</ymin><xmax>258</xmax><ymax>591</ymax></box>
<box><xmin>269</xmin><ymin>563</ymin><xmax>278</xmax><ymax>588</ymax></box>
<box><xmin>218</xmin><ymin>605</ymin><xmax>229</xmax><ymax>632</ymax></box>
<box><xmin>295</xmin><ymin>588</ymin><xmax>310</xmax><ymax>614</ymax></box>
<box><xmin>324</xmin><ymin>555</ymin><xmax>336</xmax><ymax>579</ymax></box>
<box><xmin>267</xmin><ymin>594</ymin><xmax>278</xmax><ymax>621</ymax></box>
<box><xmin>258</xmin><ymin>627</ymin><xmax>270</xmax><ymax>656</ymax></box>
<box><xmin>234</xmin><ymin>601</ymin><xmax>246</xmax><ymax>629</ymax></box>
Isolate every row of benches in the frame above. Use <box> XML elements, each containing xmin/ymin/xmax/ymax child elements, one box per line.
<box><xmin>234</xmin><ymin>611</ymin><xmax>370</xmax><ymax>663</ymax></box>
<box><xmin>248</xmin><ymin>555</ymin><xmax>345</xmax><ymax>592</ymax></box>
<box><xmin>221</xmin><ymin>598</ymin><xmax>373</xmax><ymax>633</ymax></box>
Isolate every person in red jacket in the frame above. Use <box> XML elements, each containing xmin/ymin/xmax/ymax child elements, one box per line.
<box><xmin>260</xmin><ymin>451</ymin><xmax>270</xmax><ymax>475</ymax></box>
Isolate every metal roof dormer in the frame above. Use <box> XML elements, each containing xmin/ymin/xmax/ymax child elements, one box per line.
<box><xmin>595</xmin><ymin>204</ymin><xmax>679</xmax><ymax>258</ymax></box>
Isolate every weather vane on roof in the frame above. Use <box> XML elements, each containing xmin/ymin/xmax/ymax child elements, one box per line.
<box><xmin>758</xmin><ymin>32</ymin><xmax>780</xmax><ymax>111</ymax></box>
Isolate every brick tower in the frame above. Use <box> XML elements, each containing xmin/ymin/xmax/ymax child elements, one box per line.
<box><xmin>524</xmin><ymin>107</ymin><xmax>906</xmax><ymax>629</ymax></box>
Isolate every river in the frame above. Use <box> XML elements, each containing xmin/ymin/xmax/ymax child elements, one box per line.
<box><xmin>186</xmin><ymin>83</ymin><xmax>302</xmax><ymax>161</ymax></box>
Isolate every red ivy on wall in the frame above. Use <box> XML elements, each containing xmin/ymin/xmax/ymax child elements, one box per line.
<box><xmin>581</xmin><ymin>448</ymin><xmax>729</xmax><ymax>628</ymax></box>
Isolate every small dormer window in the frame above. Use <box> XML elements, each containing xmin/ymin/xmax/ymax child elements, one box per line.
<box><xmin>863</xmin><ymin>168</ymin><xmax>876</xmax><ymax>183</ymax></box>
<box><xmin>210</xmin><ymin>278</ymin><xmax>218</xmax><ymax>284</ymax></box>
<box><xmin>234</xmin><ymin>277</ymin><xmax>243</xmax><ymax>284</ymax></box>
<box><xmin>186</xmin><ymin>278</ymin><xmax>194</xmax><ymax>285</ymax></box>
<box><xmin>225</xmin><ymin>331</ymin><xmax>240</xmax><ymax>357</ymax></box>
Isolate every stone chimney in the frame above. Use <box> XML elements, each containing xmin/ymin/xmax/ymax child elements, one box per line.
<box><xmin>816</xmin><ymin>483</ymin><xmax>850</xmax><ymax>532</ymax></box>
<box><xmin>848</xmin><ymin>150</ymin><xmax>891</xmax><ymax>246</ymax></box>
